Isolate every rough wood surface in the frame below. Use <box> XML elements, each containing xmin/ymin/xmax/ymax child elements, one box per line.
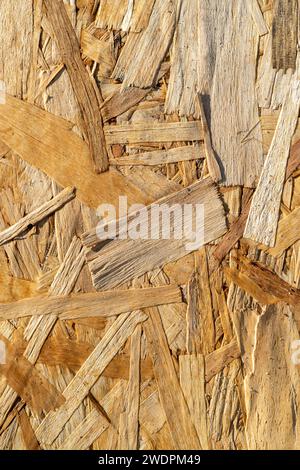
<box><xmin>272</xmin><ymin>0</ymin><xmax>298</xmax><ymax>71</ymax></box>
<box><xmin>244</xmin><ymin>79</ymin><xmax>300</xmax><ymax>246</ymax></box>
<box><xmin>0</xmin><ymin>286</ymin><xmax>182</xmax><ymax>321</ymax></box>
<box><xmin>210</xmin><ymin>0</ymin><xmax>264</xmax><ymax>187</ymax></box>
<box><xmin>44</xmin><ymin>0</ymin><xmax>108</xmax><ymax>173</ymax></box>
<box><xmin>84</xmin><ymin>178</ymin><xmax>226</xmax><ymax>290</ymax></box>
<box><xmin>1</xmin><ymin>0</ymin><xmax>300</xmax><ymax>453</ymax></box>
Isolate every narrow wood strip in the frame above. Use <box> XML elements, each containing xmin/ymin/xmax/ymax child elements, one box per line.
<box><xmin>0</xmin><ymin>286</ymin><xmax>182</xmax><ymax>321</ymax></box>
<box><xmin>36</xmin><ymin>311</ymin><xmax>148</xmax><ymax>445</ymax></box>
<box><xmin>187</xmin><ymin>249</ymin><xmax>215</xmax><ymax>355</ymax></box>
<box><xmin>144</xmin><ymin>307</ymin><xmax>201</xmax><ymax>450</ymax></box>
<box><xmin>179</xmin><ymin>355</ymin><xmax>209</xmax><ymax>449</ymax></box>
<box><xmin>244</xmin><ymin>80</ymin><xmax>300</xmax><ymax>246</ymax></box>
<box><xmin>110</xmin><ymin>146</ymin><xmax>201</xmax><ymax>166</ymax></box>
<box><xmin>44</xmin><ymin>0</ymin><xmax>108</xmax><ymax>173</ymax></box>
<box><xmin>197</xmin><ymin>94</ymin><xmax>221</xmax><ymax>182</ymax></box>
<box><xmin>124</xmin><ymin>324</ymin><xmax>141</xmax><ymax>450</ymax></box>
<box><xmin>0</xmin><ymin>187</ymin><xmax>75</xmax><ymax>246</ymax></box>
<box><xmin>104</xmin><ymin>122</ymin><xmax>203</xmax><ymax>145</ymax></box>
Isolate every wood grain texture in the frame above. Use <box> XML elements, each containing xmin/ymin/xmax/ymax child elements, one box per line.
<box><xmin>144</xmin><ymin>307</ymin><xmax>201</xmax><ymax>450</ymax></box>
<box><xmin>44</xmin><ymin>0</ymin><xmax>108</xmax><ymax>173</ymax></box>
<box><xmin>244</xmin><ymin>79</ymin><xmax>300</xmax><ymax>246</ymax></box>
<box><xmin>112</xmin><ymin>0</ymin><xmax>176</xmax><ymax>88</ymax></box>
<box><xmin>36</xmin><ymin>311</ymin><xmax>147</xmax><ymax>445</ymax></box>
<box><xmin>84</xmin><ymin>178</ymin><xmax>226</xmax><ymax>290</ymax></box>
<box><xmin>210</xmin><ymin>0</ymin><xmax>264</xmax><ymax>187</ymax></box>
<box><xmin>0</xmin><ymin>187</ymin><xmax>75</xmax><ymax>246</ymax></box>
<box><xmin>272</xmin><ymin>0</ymin><xmax>298</xmax><ymax>71</ymax></box>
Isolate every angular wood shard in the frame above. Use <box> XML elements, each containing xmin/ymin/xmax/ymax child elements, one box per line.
<box><xmin>244</xmin><ymin>80</ymin><xmax>300</xmax><ymax>246</ymax></box>
<box><xmin>0</xmin><ymin>95</ymin><xmax>153</xmax><ymax>208</ymax></box>
<box><xmin>0</xmin><ymin>187</ymin><xmax>75</xmax><ymax>246</ymax></box>
<box><xmin>36</xmin><ymin>311</ymin><xmax>147</xmax><ymax>445</ymax></box>
<box><xmin>96</xmin><ymin>0</ymin><xmax>155</xmax><ymax>32</ymax></box>
<box><xmin>44</xmin><ymin>0</ymin><xmax>108</xmax><ymax>173</ymax></box>
<box><xmin>83</xmin><ymin>178</ymin><xmax>226</xmax><ymax>290</ymax></box>
<box><xmin>144</xmin><ymin>307</ymin><xmax>201</xmax><ymax>450</ymax></box>
<box><xmin>112</xmin><ymin>0</ymin><xmax>176</xmax><ymax>88</ymax></box>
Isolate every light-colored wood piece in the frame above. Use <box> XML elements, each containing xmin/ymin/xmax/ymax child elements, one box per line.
<box><xmin>244</xmin><ymin>79</ymin><xmax>300</xmax><ymax>246</ymax></box>
<box><xmin>179</xmin><ymin>355</ymin><xmax>209</xmax><ymax>449</ymax></box>
<box><xmin>0</xmin><ymin>187</ymin><xmax>75</xmax><ymax>246</ymax></box>
<box><xmin>0</xmin><ymin>285</ymin><xmax>182</xmax><ymax>321</ymax></box>
<box><xmin>36</xmin><ymin>311</ymin><xmax>148</xmax><ymax>445</ymax></box>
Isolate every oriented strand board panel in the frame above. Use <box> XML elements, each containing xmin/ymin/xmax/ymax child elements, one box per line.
<box><xmin>1</xmin><ymin>0</ymin><xmax>300</xmax><ymax>454</ymax></box>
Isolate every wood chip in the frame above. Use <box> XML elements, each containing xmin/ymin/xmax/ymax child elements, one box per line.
<box><xmin>44</xmin><ymin>0</ymin><xmax>108</xmax><ymax>173</ymax></box>
<box><xmin>244</xmin><ymin>79</ymin><xmax>300</xmax><ymax>246</ymax></box>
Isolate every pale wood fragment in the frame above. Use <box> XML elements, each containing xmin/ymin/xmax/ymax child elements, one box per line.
<box><xmin>44</xmin><ymin>0</ymin><xmax>108</xmax><ymax>173</ymax></box>
<box><xmin>0</xmin><ymin>286</ymin><xmax>182</xmax><ymax>321</ymax></box>
<box><xmin>0</xmin><ymin>187</ymin><xmax>75</xmax><ymax>246</ymax></box>
<box><xmin>244</xmin><ymin>80</ymin><xmax>300</xmax><ymax>246</ymax></box>
<box><xmin>272</xmin><ymin>0</ymin><xmax>298</xmax><ymax>70</ymax></box>
<box><xmin>144</xmin><ymin>307</ymin><xmax>201</xmax><ymax>449</ymax></box>
<box><xmin>247</xmin><ymin>0</ymin><xmax>268</xmax><ymax>36</ymax></box>
<box><xmin>104</xmin><ymin>122</ymin><xmax>203</xmax><ymax>145</ymax></box>
<box><xmin>165</xmin><ymin>0</ymin><xmax>221</xmax><ymax>117</ymax></box>
<box><xmin>122</xmin><ymin>325</ymin><xmax>141</xmax><ymax>450</ymax></box>
<box><xmin>245</xmin><ymin>304</ymin><xmax>300</xmax><ymax>449</ymax></box>
<box><xmin>83</xmin><ymin>178</ymin><xmax>226</xmax><ymax>290</ymax></box>
<box><xmin>179</xmin><ymin>355</ymin><xmax>209</xmax><ymax>449</ymax></box>
<box><xmin>186</xmin><ymin>249</ymin><xmax>215</xmax><ymax>355</ymax></box>
<box><xmin>110</xmin><ymin>146</ymin><xmax>201</xmax><ymax>166</ymax></box>
<box><xmin>96</xmin><ymin>0</ymin><xmax>155</xmax><ymax>32</ymax></box>
<box><xmin>268</xmin><ymin>207</ymin><xmax>300</xmax><ymax>257</ymax></box>
<box><xmin>112</xmin><ymin>0</ymin><xmax>176</xmax><ymax>88</ymax></box>
<box><xmin>210</xmin><ymin>0</ymin><xmax>264</xmax><ymax>187</ymax></box>
<box><xmin>36</xmin><ymin>311</ymin><xmax>147</xmax><ymax>445</ymax></box>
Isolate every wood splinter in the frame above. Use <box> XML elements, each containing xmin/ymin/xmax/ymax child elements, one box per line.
<box><xmin>197</xmin><ymin>94</ymin><xmax>222</xmax><ymax>182</ymax></box>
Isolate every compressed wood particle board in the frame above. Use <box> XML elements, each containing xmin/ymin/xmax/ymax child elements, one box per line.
<box><xmin>0</xmin><ymin>0</ymin><xmax>300</xmax><ymax>453</ymax></box>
